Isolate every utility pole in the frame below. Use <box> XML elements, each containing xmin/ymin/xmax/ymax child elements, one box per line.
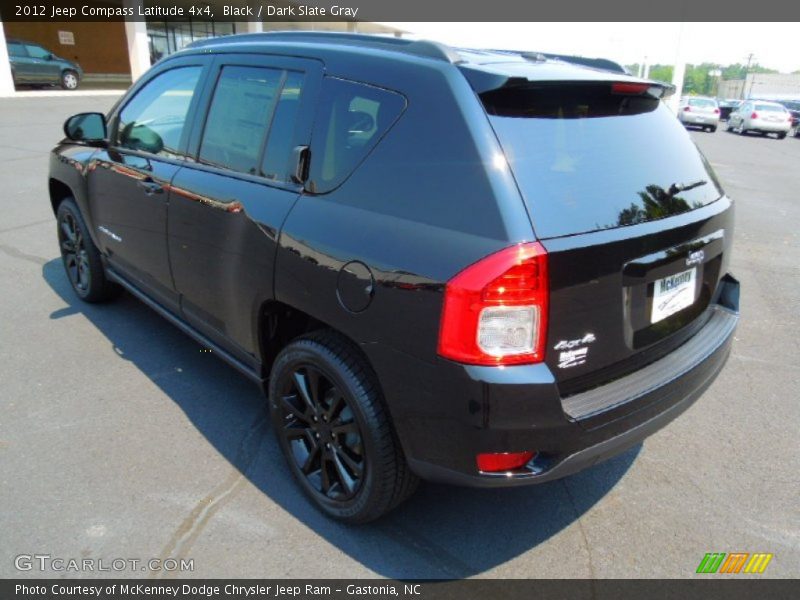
<box><xmin>741</xmin><ymin>53</ymin><xmax>755</xmax><ymax>100</ymax></box>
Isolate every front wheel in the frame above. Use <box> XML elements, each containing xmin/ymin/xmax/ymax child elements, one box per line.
<box><xmin>61</xmin><ymin>70</ymin><xmax>79</xmax><ymax>90</ymax></box>
<box><xmin>268</xmin><ymin>331</ymin><xmax>418</xmax><ymax>523</ymax></box>
<box><xmin>56</xmin><ymin>199</ymin><xmax>119</xmax><ymax>302</ymax></box>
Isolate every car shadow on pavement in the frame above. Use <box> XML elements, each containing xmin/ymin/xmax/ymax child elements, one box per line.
<box><xmin>43</xmin><ymin>259</ymin><xmax>640</xmax><ymax>579</ymax></box>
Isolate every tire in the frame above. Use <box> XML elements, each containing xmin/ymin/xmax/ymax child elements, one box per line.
<box><xmin>738</xmin><ymin>125</ymin><xmax>747</xmax><ymax>136</ymax></box>
<box><xmin>60</xmin><ymin>70</ymin><xmax>79</xmax><ymax>90</ymax></box>
<box><xmin>777</xmin><ymin>132</ymin><xmax>787</xmax><ymax>140</ymax></box>
<box><xmin>56</xmin><ymin>199</ymin><xmax>119</xmax><ymax>302</ymax></box>
<box><xmin>709</xmin><ymin>126</ymin><xmax>717</xmax><ymax>133</ymax></box>
<box><xmin>268</xmin><ymin>331</ymin><xmax>418</xmax><ymax>523</ymax></box>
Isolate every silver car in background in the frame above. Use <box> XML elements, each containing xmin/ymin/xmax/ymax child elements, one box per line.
<box><xmin>727</xmin><ymin>100</ymin><xmax>793</xmax><ymax>139</ymax></box>
<box><xmin>677</xmin><ymin>96</ymin><xmax>720</xmax><ymax>132</ymax></box>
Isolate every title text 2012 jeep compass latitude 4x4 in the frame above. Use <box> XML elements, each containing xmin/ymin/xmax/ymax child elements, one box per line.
<box><xmin>49</xmin><ymin>32</ymin><xmax>739</xmax><ymax>523</ymax></box>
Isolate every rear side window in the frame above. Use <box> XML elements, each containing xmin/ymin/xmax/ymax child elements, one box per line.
<box><xmin>308</xmin><ymin>77</ymin><xmax>405</xmax><ymax>193</ymax></box>
<box><xmin>199</xmin><ymin>66</ymin><xmax>284</xmax><ymax>175</ymax></box>
<box><xmin>117</xmin><ymin>66</ymin><xmax>201</xmax><ymax>158</ymax></box>
<box><xmin>260</xmin><ymin>71</ymin><xmax>305</xmax><ymax>182</ymax></box>
<box><xmin>7</xmin><ymin>43</ymin><xmax>27</xmax><ymax>57</ymax></box>
<box><xmin>482</xmin><ymin>83</ymin><xmax>723</xmax><ymax>239</ymax></box>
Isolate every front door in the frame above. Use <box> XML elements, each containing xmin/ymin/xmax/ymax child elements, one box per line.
<box><xmin>87</xmin><ymin>58</ymin><xmax>210</xmax><ymax>308</ymax></box>
<box><xmin>23</xmin><ymin>44</ymin><xmax>61</xmax><ymax>83</ymax></box>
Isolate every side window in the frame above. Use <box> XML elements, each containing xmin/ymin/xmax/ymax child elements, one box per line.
<box><xmin>308</xmin><ymin>77</ymin><xmax>406</xmax><ymax>193</ymax></box>
<box><xmin>116</xmin><ymin>66</ymin><xmax>201</xmax><ymax>158</ymax></box>
<box><xmin>260</xmin><ymin>70</ymin><xmax>305</xmax><ymax>182</ymax></box>
<box><xmin>198</xmin><ymin>66</ymin><xmax>283</xmax><ymax>175</ymax></box>
<box><xmin>25</xmin><ymin>45</ymin><xmax>50</xmax><ymax>59</ymax></box>
<box><xmin>7</xmin><ymin>43</ymin><xmax>27</xmax><ymax>57</ymax></box>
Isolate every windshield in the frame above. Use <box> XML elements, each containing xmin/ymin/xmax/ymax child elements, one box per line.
<box><xmin>483</xmin><ymin>83</ymin><xmax>724</xmax><ymax>239</ymax></box>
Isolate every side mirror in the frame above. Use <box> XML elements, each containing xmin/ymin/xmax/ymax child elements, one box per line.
<box><xmin>64</xmin><ymin>112</ymin><xmax>107</xmax><ymax>143</ymax></box>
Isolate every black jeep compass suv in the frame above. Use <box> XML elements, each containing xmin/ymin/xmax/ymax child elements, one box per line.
<box><xmin>49</xmin><ymin>32</ymin><xmax>739</xmax><ymax>522</ymax></box>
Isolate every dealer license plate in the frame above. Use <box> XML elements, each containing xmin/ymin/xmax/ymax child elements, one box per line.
<box><xmin>651</xmin><ymin>268</ymin><xmax>697</xmax><ymax>323</ymax></box>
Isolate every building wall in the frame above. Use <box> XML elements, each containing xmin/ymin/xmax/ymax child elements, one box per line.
<box><xmin>719</xmin><ymin>73</ymin><xmax>800</xmax><ymax>100</ymax></box>
<box><xmin>3</xmin><ymin>21</ymin><xmax>130</xmax><ymax>75</ymax></box>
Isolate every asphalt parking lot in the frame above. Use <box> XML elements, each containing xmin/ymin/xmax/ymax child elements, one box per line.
<box><xmin>1</xmin><ymin>96</ymin><xmax>798</xmax><ymax>579</ymax></box>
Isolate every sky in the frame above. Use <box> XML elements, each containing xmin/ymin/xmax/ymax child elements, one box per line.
<box><xmin>381</xmin><ymin>23</ymin><xmax>800</xmax><ymax>74</ymax></box>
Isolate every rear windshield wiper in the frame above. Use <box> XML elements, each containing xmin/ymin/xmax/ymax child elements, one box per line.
<box><xmin>668</xmin><ymin>180</ymin><xmax>707</xmax><ymax>195</ymax></box>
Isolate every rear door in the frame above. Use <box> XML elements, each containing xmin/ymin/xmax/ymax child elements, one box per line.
<box><xmin>167</xmin><ymin>53</ymin><xmax>322</xmax><ymax>358</ymax></box>
<box><xmin>482</xmin><ymin>81</ymin><xmax>733</xmax><ymax>393</ymax></box>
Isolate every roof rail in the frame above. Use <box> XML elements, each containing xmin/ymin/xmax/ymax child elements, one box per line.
<box><xmin>186</xmin><ymin>31</ymin><xmax>462</xmax><ymax>64</ymax></box>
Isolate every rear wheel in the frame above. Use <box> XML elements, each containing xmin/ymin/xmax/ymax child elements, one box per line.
<box><xmin>60</xmin><ymin>70</ymin><xmax>79</xmax><ymax>90</ymax></box>
<box><xmin>777</xmin><ymin>132</ymin><xmax>787</xmax><ymax>140</ymax></box>
<box><xmin>268</xmin><ymin>331</ymin><xmax>418</xmax><ymax>523</ymax></box>
<box><xmin>56</xmin><ymin>199</ymin><xmax>119</xmax><ymax>302</ymax></box>
<box><xmin>709</xmin><ymin>126</ymin><xmax>717</xmax><ymax>133</ymax></box>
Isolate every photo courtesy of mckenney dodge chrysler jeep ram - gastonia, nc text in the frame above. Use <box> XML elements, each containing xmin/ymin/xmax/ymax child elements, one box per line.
<box><xmin>47</xmin><ymin>31</ymin><xmax>739</xmax><ymax>523</ymax></box>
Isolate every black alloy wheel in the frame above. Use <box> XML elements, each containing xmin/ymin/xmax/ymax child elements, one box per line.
<box><xmin>58</xmin><ymin>211</ymin><xmax>90</xmax><ymax>294</ymax></box>
<box><xmin>269</xmin><ymin>332</ymin><xmax>418</xmax><ymax>522</ymax></box>
<box><xmin>277</xmin><ymin>363</ymin><xmax>365</xmax><ymax>501</ymax></box>
<box><xmin>56</xmin><ymin>199</ymin><xmax>119</xmax><ymax>303</ymax></box>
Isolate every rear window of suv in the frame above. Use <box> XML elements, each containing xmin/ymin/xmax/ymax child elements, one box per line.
<box><xmin>481</xmin><ymin>83</ymin><xmax>723</xmax><ymax>239</ymax></box>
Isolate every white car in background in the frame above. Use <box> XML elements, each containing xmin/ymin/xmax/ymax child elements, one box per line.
<box><xmin>727</xmin><ymin>100</ymin><xmax>793</xmax><ymax>139</ymax></box>
<box><xmin>677</xmin><ymin>96</ymin><xmax>720</xmax><ymax>132</ymax></box>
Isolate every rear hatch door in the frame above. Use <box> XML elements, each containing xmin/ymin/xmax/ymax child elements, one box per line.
<box><xmin>479</xmin><ymin>76</ymin><xmax>733</xmax><ymax>399</ymax></box>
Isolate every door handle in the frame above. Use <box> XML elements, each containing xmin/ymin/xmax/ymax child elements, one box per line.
<box><xmin>137</xmin><ymin>179</ymin><xmax>163</xmax><ymax>195</ymax></box>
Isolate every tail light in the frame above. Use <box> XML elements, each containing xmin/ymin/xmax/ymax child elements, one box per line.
<box><xmin>713</xmin><ymin>108</ymin><xmax>720</xmax><ymax>114</ymax></box>
<box><xmin>477</xmin><ymin>451</ymin><xmax>536</xmax><ymax>473</ymax></box>
<box><xmin>438</xmin><ymin>242</ymin><xmax>548</xmax><ymax>365</ymax></box>
<box><xmin>683</xmin><ymin>106</ymin><xmax>691</xmax><ymax>112</ymax></box>
<box><xmin>751</xmin><ymin>112</ymin><xmax>759</xmax><ymax>119</ymax></box>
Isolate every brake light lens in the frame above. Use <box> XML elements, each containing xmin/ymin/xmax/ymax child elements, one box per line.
<box><xmin>611</xmin><ymin>82</ymin><xmax>650</xmax><ymax>95</ymax></box>
<box><xmin>683</xmin><ymin>106</ymin><xmax>691</xmax><ymax>112</ymax></box>
<box><xmin>751</xmin><ymin>112</ymin><xmax>759</xmax><ymax>119</ymax></box>
<box><xmin>438</xmin><ymin>242</ymin><xmax>548</xmax><ymax>365</ymax></box>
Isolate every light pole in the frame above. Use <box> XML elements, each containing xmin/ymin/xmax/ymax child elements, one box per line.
<box><xmin>708</xmin><ymin>68</ymin><xmax>722</xmax><ymax>97</ymax></box>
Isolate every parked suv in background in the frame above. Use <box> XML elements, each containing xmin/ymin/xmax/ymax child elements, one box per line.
<box><xmin>727</xmin><ymin>100</ymin><xmax>793</xmax><ymax>138</ymax></box>
<box><xmin>6</xmin><ymin>38</ymin><xmax>82</xmax><ymax>89</ymax></box>
<box><xmin>677</xmin><ymin>96</ymin><xmax>720</xmax><ymax>132</ymax></box>
<box><xmin>48</xmin><ymin>32</ymin><xmax>739</xmax><ymax>522</ymax></box>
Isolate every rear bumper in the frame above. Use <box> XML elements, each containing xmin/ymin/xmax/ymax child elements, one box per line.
<box><xmin>370</xmin><ymin>275</ymin><xmax>740</xmax><ymax>488</ymax></box>
<box><xmin>680</xmin><ymin>113</ymin><xmax>720</xmax><ymax>126</ymax></box>
<box><xmin>748</xmin><ymin>120</ymin><xmax>791</xmax><ymax>133</ymax></box>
